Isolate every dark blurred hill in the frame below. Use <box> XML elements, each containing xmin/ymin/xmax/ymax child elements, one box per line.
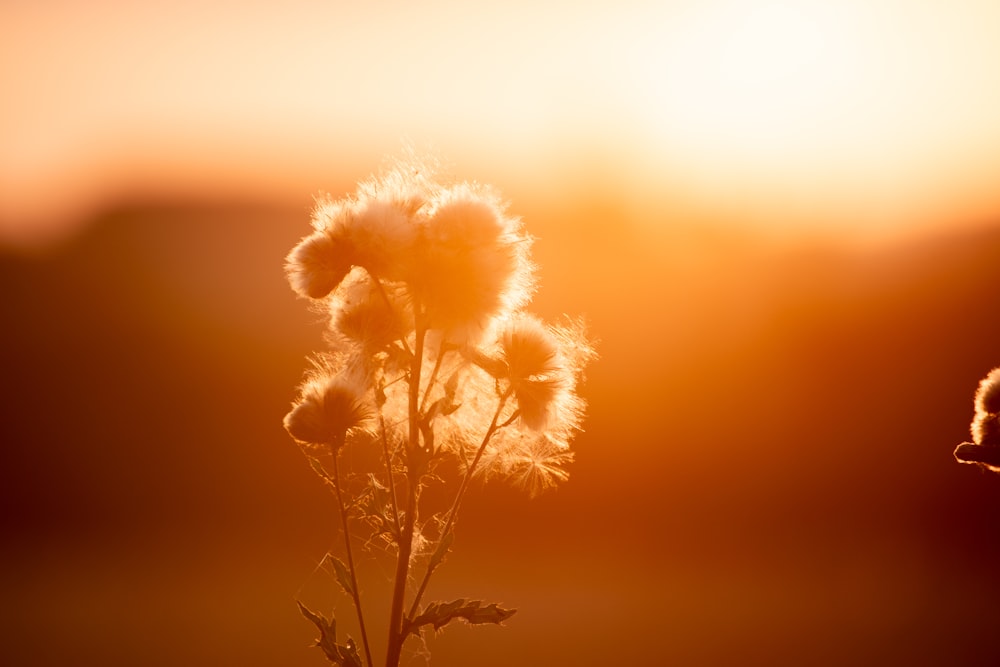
<box><xmin>2</xmin><ymin>199</ymin><xmax>1000</xmax><ymax>666</ymax></box>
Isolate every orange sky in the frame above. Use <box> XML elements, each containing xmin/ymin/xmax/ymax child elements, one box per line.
<box><xmin>6</xmin><ymin>4</ymin><xmax>1000</xmax><ymax>665</ymax></box>
<box><xmin>4</xmin><ymin>0</ymin><xmax>1000</xmax><ymax>245</ymax></box>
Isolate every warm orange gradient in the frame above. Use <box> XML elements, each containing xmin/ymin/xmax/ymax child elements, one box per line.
<box><xmin>4</xmin><ymin>0</ymin><xmax>1000</xmax><ymax>246</ymax></box>
<box><xmin>5</xmin><ymin>3</ymin><xmax>1000</xmax><ymax>667</ymax></box>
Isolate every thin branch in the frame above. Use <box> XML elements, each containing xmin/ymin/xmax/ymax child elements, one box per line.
<box><xmin>384</xmin><ymin>317</ymin><xmax>426</xmax><ymax>667</ymax></box>
<box><xmin>406</xmin><ymin>387</ymin><xmax>513</xmax><ymax>621</ymax></box>
<box><xmin>331</xmin><ymin>452</ymin><xmax>374</xmax><ymax>667</ymax></box>
<box><xmin>379</xmin><ymin>414</ymin><xmax>402</xmax><ymax>538</ymax></box>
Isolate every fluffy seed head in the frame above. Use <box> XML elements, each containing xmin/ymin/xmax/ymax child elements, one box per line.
<box><xmin>502</xmin><ymin>315</ymin><xmax>562</xmax><ymax>381</ymax></box>
<box><xmin>285</xmin><ymin>229</ymin><xmax>354</xmax><ymax>299</ymax></box>
<box><xmin>331</xmin><ymin>270</ymin><xmax>413</xmax><ymax>351</ymax></box>
<box><xmin>348</xmin><ymin>199</ymin><xmax>418</xmax><ymax>280</ymax></box>
<box><xmin>284</xmin><ymin>375</ymin><xmax>374</xmax><ymax>449</ymax></box>
<box><xmin>971</xmin><ymin>367</ymin><xmax>1000</xmax><ymax>446</ymax></box>
<box><xmin>474</xmin><ymin>429</ymin><xmax>575</xmax><ymax>497</ymax></box>
<box><xmin>410</xmin><ymin>183</ymin><xmax>534</xmax><ymax>342</ymax></box>
<box><xmin>974</xmin><ymin>367</ymin><xmax>1000</xmax><ymax>415</ymax></box>
<box><xmin>467</xmin><ymin>315</ymin><xmax>568</xmax><ymax>431</ymax></box>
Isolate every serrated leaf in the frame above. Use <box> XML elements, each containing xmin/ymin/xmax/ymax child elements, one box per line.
<box><xmin>405</xmin><ymin>599</ymin><xmax>516</xmax><ymax>637</ymax></box>
<box><xmin>324</xmin><ymin>554</ymin><xmax>355</xmax><ymax>598</ymax></box>
<box><xmin>307</xmin><ymin>456</ymin><xmax>333</xmax><ymax>483</ymax></box>
<box><xmin>296</xmin><ymin>601</ymin><xmax>363</xmax><ymax>667</ymax></box>
<box><xmin>340</xmin><ymin>638</ymin><xmax>362</xmax><ymax>667</ymax></box>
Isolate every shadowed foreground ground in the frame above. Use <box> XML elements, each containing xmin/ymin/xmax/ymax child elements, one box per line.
<box><xmin>2</xmin><ymin>198</ymin><xmax>999</xmax><ymax>665</ymax></box>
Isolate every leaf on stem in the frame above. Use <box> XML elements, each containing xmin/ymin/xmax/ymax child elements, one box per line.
<box><xmin>404</xmin><ymin>599</ymin><xmax>516</xmax><ymax>637</ymax></box>
<box><xmin>324</xmin><ymin>553</ymin><xmax>355</xmax><ymax>597</ymax></box>
<box><xmin>425</xmin><ymin>374</ymin><xmax>462</xmax><ymax>420</ymax></box>
<box><xmin>296</xmin><ymin>600</ymin><xmax>363</xmax><ymax>667</ymax></box>
<box><xmin>307</xmin><ymin>457</ymin><xmax>334</xmax><ymax>483</ymax></box>
<box><xmin>364</xmin><ymin>473</ymin><xmax>400</xmax><ymax>540</ymax></box>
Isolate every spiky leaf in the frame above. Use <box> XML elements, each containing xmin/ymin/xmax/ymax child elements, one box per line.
<box><xmin>296</xmin><ymin>601</ymin><xmax>363</xmax><ymax>667</ymax></box>
<box><xmin>405</xmin><ymin>599</ymin><xmax>516</xmax><ymax>637</ymax></box>
<box><xmin>307</xmin><ymin>456</ymin><xmax>334</xmax><ymax>483</ymax></box>
<box><xmin>324</xmin><ymin>554</ymin><xmax>355</xmax><ymax>597</ymax></box>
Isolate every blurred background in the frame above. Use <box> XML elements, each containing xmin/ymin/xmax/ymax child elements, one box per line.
<box><xmin>3</xmin><ymin>1</ymin><xmax>1000</xmax><ymax>665</ymax></box>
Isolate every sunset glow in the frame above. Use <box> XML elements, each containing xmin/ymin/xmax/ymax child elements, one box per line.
<box><xmin>628</xmin><ymin>0</ymin><xmax>1000</xmax><ymax>233</ymax></box>
<box><xmin>6</xmin><ymin>3</ymin><xmax>1000</xmax><ymax>667</ymax></box>
<box><xmin>3</xmin><ymin>0</ymin><xmax>1000</xmax><ymax>241</ymax></box>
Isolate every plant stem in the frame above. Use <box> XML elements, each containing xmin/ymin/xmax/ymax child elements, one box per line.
<box><xmin>369</xmin><ymin>272</ymin><xmax>413</xmax><ymax>359</ymax></box>
<box><xmin>331</xmin><ymin>453</ymin><xmax>373</xmax><ymax>667</ymax></box>
<box><xmin>419</xmin><ymin>340</ymin><xmax>448</xmax><ymax>414</ymax></box>
<box><xmin>406</xmin><ymin>388</ymin><xmax>512</xmax><ymax>621</ymax></box>
<box><xmin>384</xmin><ymin>322</ymin><xmax>426</xmax><ymax>667</ymax></box>
<box><xmin>379</xmin><ymin>415</ymin><xmax>402</xmax><ymax>538</ymax></box>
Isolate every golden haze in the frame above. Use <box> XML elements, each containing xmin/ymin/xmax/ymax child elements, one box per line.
<box><xmin>3</xmin><ymin>0</ymin><xmax>1000</xmax><ymax>244</ymax></box>
<box><xmin>3</xmin><ymin>1</ymin><xmax>1000</xmax><ymax>666</ymax></box>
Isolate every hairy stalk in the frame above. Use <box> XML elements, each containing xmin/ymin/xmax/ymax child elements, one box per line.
<box><xmin>406</xmin><ymin>387</ymin><xmax>513</xmax><ymax>621</ymax></box>
<box><xmin>378</xmin><ymin>414</ymin><xmax>401</xmax><ymax>537</ymax></box>
<box><xmin>384</xmin><ymin>320</ymin><xmax>426</xmax><ymax>667</ymax></box>
<box><xmin>331</xmin><ymin>453</ymin><xmax>374</xmax><ymax>667</ymax></box>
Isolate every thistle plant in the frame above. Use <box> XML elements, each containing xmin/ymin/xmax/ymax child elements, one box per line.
<box><xmin>954</xmin><ymin>367</ymin><xmax>1000</xmax><ymax>471</ymax></box>
<box><xmin>282</xmin><ymin>156</ymin><xmax>594</xmax><ymax>667</ymax></box>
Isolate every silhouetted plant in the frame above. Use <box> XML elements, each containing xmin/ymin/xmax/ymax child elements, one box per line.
<box><xmin>283</xmin><ymin>155</ymin><xmax>594</xmax><ymax>666</ymax></box>
<box><xmin>954</xmin><ymin>367</ymin><xmax>1000</xmax><ymax>471</ymax></box>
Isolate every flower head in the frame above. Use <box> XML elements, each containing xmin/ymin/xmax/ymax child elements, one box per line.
<box><xmin>331</xmin><ymin>269</ymin><xmax>413</xmax><ymax>352</ymax></box>
<box><xmin>955</xmin><ymin>367</ymin><xmax>1000</xmax><ymax>471</ymax></box>
<box><xmin>470</xmin><ymin>314</ymin><xmax>589</xmax><ymax>432</ymax></box>
<box><xmin>500</xmin><ymin>433</ymin><xmax>575</xmax><ymax>498</ymax></box>
<box><xmin>971</xmin><ymin>367</ymin><xmax>1000</xmax><ymax>447</ymax></box>
<box><xmin>974</xmin><ymin>367</ymin><xmax>1000</xmax><ymax>417</ymax></box>
<box><xmin>348</xmin><ymin>200</ymin><xmax>418</xmax><ymax>281</ymax></box>
<box><xmin>409</xmin><ymin>183</ymin><xmax>534</xmax><ymax>343</ymax></box>
<box><xmin>284</xmin><ymin>374</ymin><xmax>374</xmax><ymax>450</ymax></box>
<box><xmin>285</xmin><ymin>227</ymin><xmax>354</xmax><ymax>300</ymax></box>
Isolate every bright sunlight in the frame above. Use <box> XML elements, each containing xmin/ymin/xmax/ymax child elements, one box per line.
<box><xmin>623</xmin><ymin>0</ymin><xmax>1000</xmax><ymax>233</ymax></box>
<box><xmin>636</xmin><ymin>1</ymin><xmax>862</xmax><ymax>160</ymax></box>
<box><xmin>4</xmin><ymin>0</ymin><xmax>1000</xmax><ymax>243</ymax></box>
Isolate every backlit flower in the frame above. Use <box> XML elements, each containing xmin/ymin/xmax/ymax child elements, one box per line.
<box><xmin>408</xmin><ymin>183</ymin><xmax>534</xmax><ymax>343</ymax></box>
<box><xmin>955</xmin><ymin>367</ymin><xmax>1000</xmax><ymax>470</ymax></box>
<box><xmin>971</xmin><ymin>367</ymin><xmax>1000</xmax><ymax>447</ymax></box>
<box><xmin>285</xmin><ymin>228</ymin><xmax>354</xmax><ymax>300</ymax></box>
<box><xmin>331</xmin><ymin>270</ymin><xmax>413</xmax><ymax>351</ymax></box>
<box><xmin>284</xmin><ymin>374</ymin><xmax>374</xmax><ymax>450</ymax></box>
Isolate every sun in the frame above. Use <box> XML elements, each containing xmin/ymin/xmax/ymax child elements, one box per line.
<box><xmin>631</xmin><ymin>0</ymin><xmax>867</xmax><ymax>167</ymax></box>
<box><xmin>612</xmin><ymin>0</ymin><xmax>1000</xmax><ymax>234</ymax></box>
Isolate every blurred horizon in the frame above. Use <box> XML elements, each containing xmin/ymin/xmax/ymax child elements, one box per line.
<box><xmin>3</xmin><ymin>195</ymin><xmax>1000</xmax><ymax>665</ymax></box>
<box><xmin>4</xmin><ymin>1</ymin><xmax>1000</xmax><ymax>665</ymax></box>
<box><xmin>6</xmin><ymin>0</ymin><xmax>1000</xmax><ymax>248</ymax></box>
